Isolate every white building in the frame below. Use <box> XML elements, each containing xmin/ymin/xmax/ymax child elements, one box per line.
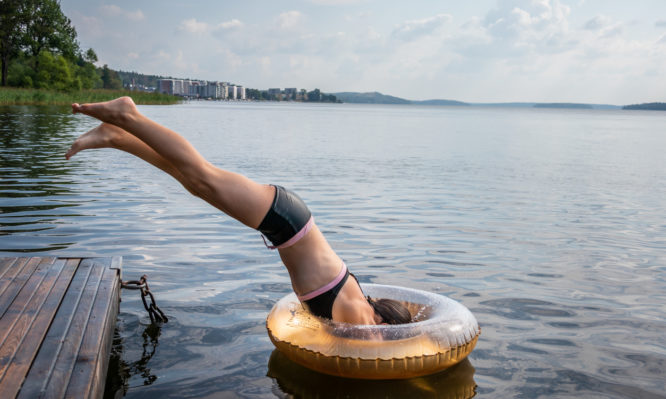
<box><xmin>157</xmin><ymin>79</ymin><xmax>174</xmax><ymax>95</ymax></box>
<box><xmin>157</xmin><ymin>78</ymin><xmax>245</xmax><ymax>100</ymax></box>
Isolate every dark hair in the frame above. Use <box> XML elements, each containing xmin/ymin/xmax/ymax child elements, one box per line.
<box><xmin>367</xmin><ymin>297</ymin><xmax>412</xmax><ymax>324</ymax></box>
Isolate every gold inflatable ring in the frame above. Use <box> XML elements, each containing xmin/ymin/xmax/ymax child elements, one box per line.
<box><xmin>266</xmin><ymin>284</ymin><xmax>480</xmax><ymax>379</ymax></box>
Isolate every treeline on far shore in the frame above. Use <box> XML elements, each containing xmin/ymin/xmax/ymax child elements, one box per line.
<box><xmin>0</xmin><ymin>87</ymin><xmax>180</xmax><ymax>106</ymax></box>
<box><xmin>622</xmin><ymin>102</ymin><xmax>666</xmax><ymax>111</ymax></box>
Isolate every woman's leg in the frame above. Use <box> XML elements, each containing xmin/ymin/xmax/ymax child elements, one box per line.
<box><xmin>66</xmin><ymin>123</ymin><xmax>200</xmax><ymax>195</ymax></box>
<box><xmin>68</xmin><ymin>97</ymin><xmax>274</xmax><ymax>228</ymax></box>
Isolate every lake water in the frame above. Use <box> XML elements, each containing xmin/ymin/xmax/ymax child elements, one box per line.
<box><xmin>1</xmin><ymin>101</ymin><xmax>665</xmax><ymax>398</ymax></box>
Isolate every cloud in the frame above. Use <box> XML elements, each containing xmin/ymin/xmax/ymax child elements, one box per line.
<box><xmin>126</xmin><ymin>10</ymin><xmax>145</xmax><ymax>21</ymax></box>
<box><xmin>392</xmin><ymin>14</ymin><xmax>452</xmax><ymax>41</ymax></box>
<box><xmin>484</xmin><ymin>0</ymin><xmax>570</xmax><ymax>39</ymax></box>
<box><xmin>275</xmin><ymin>11</ymin><xmax>304</xmax><ymax>30</ymax></box>
<box><xmin>217</xmin><ymin>19</ymin><xmax>244</xmax><ymax>30</ymax></box>
<box><xmin>70</xmin><ymin>12</ymin><xmax>103</xmax><ymax>37</ymax></box>
<box><xmin>100</xmin><ymin>5</ymin><xmax>144</xmax><ymax>21</ymax></box>
<box><xmin>179</xmin><ymin>18</ymin><xmax>209</xmax><ymax>34</ymax></box>
<box><xmin>583</xmin><ymin>15</ymin><xmax>611</xmax><ymax>30</ymax></box>
<box><xmin>84</xmin><ymin>0</ymin><xmax>663</xmax><ymax>104</ymax></box>
<box><xmin>600</xmin><ymin>25</ymin><xmax>623</xmax><ymax>38</ymax></box>
<box><xmin>149</xmin><ymin>49</ymin><xmax>201</xmax><ymax>76</ymax></box>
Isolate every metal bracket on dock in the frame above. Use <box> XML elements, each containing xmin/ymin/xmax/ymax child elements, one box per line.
<box><xmin>121</xmin><ymin>275</ymin><xmax>168</xmax><ymax>324</ymax></box>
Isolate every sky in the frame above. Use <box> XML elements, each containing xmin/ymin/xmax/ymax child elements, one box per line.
<box><xmin>60</xmin><ymin>0</ymin><xmax>666</xmax><ymax>104</ymax></box>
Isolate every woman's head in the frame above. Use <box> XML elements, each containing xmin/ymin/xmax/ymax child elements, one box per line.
<box><xmin>367</xmin><ymin>297</ymin><xmax>412</xmax><ymax>324</ymax></box>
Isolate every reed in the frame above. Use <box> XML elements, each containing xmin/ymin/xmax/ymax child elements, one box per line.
<box><xmin>0</xmin><ymin>87</ymin><xmax>182</xmax><ymax>106</ymax></box>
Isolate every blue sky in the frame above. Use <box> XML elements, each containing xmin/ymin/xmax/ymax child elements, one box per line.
<box><xmin>61</xmin><ymin>1</ymin><xmax>666</xmax><ymax>104</ymax></box>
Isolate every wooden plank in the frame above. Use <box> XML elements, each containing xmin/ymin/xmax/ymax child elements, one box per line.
<box><xmin>0</xmin><ymin>257</ymin><xmax>18</xmax><ymax>278</ymax></box>
<box><xmin>0</xmin><ymin>258</ymin><xmax>78</xmax><ymax>398</ymax></box>
<box><xmin>0</xmin><ymin>257</ymin><xmax>60</xmax><ymax>398</ymax></box>
<box><xmin>66</xmin><ymin>260</ymin><xmax>120</xmax><ymax>399</ymax></box>
<box><xmin>40</xmin><ymin>259</ymin><xmax>105</xmax><ymax>399</ymax></box>
<box><xmin>87</xmin><ymin>258</ymin><xmax>120</xmax><ymax>399</ymax></box>
<box><xmin>0</xmin><ymin>257</ymin><xmax>36</xmax><ymax>317</ymax></box>
<box><xmin>0</xmin><ymin>257</ymin><xmax>56</xmax><ymax>354</ymax></box>
<box><xmin>0</xmin><ymin>257</ymin><xmax>121</xmax><ymax>399</ymax></box>
<box><xmin>109</xmin><ymin>256</ymin><xmax>122</xmax><ymax>280</ymax></box>
<box><xmin>17</xmin><ymin>259</ymin><xmax>91</xmax><ymax>399</ymax></box>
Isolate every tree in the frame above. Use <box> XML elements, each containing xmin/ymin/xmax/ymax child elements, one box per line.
<box><xmin>22</xmin><ymin>0</ymin><xmax>79</xmax><ymax>75</ymax></box>
<box><xmin>2</xmin><ymin>0</ymin><xmax>102</xmax><ymax>91</ymax></box>
<box><xmin>83</xmin><ymin>48</ymin><xmax>97</xmax><ymax>64</ymax></box>
<box><xmin>74</xmin><ymin>48</ymin><xmax>101</xmax><ymax>89</ymax></box>
<box><xmin>101</xmin><ymin>64</ymin><xmax>122</xmax><ymax>89</ymax></box>
<box><xmin>33</xmin><ymin>50</ymin><xmax>78</xmax><ymax>90</ymax></box>
<box><xmin>307</xmin><ymin>88</ymin><xmax>321</xmax><ymax>102</ymax></box>
<box><xmin>0</xmin><ymin>0</ymin><xmax>27</xmax><ymax>85</ymax></box>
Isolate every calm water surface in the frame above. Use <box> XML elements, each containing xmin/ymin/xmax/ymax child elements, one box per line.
<box><xmin>1</xmin><ymin>102</ymin><xmax>665</xmax><ymax>398</ymax></box>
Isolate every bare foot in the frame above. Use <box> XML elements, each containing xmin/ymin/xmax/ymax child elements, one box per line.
<box><xmin>71</xmin><ymin>96</ymin><xmax>138</xmax><ymax>126</ymax></box>
<box><xmin>65</xmin><ymin>123</ymin><xmax>128</xmax><ymax>159</ymax></box>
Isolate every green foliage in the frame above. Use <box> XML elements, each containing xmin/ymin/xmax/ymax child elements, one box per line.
<box><xmin>0</xmin><ymin>0</ymin><xmax>95</xmax><ymax>90</ymax></box>
<box><xmin>622</xmin><ymin>102</ymin><xmax>666</xmax><ymax>111</ymax></box>
<box><xmin>22</xmin><ymin>0</ymin><xmax>79</xmax><ymax>62</ymax></box>
<box><xmin>0</xmin><ymin>87</ymin><xmax>182</xmax><ymax>105</ymax></box>
<box><xmin>305</xmin><ymin>88</ymin><xmax>339</xmax><ymax>103</ymax></box>
<box><xmin>84</xmin><ymin>48</ymin><xmax>98</xmax><ymax>64</ymax></box>
<box><xmin>6</xmin><ymin>50</ymin><xmax>99</xmax><ymax>91</ymax></box>
<box><xmin>0</xmin><ymin>0</ymin><xmax>27</xmax><ymax>85</ymax></box>
<box><xmin>101</xmin><ymin>64</ymin><xmax>122</xmax><ymax>90</ymax></box>
<box><xmin>246</xmin><ymin>88</ymin><xmax>264</xmax><ymax>100</ymax></box>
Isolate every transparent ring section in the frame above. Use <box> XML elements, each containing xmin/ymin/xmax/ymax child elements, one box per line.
<box><xmin>266</xmin><ymin>284</ymin><xmax>480</xmax><ymax>379</ymax></box>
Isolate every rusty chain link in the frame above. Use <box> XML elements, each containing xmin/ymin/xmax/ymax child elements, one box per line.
<box><xmin>121</xmin><ymin>274</ymin><xmax>168</xmax><ymax>324</ymax></box>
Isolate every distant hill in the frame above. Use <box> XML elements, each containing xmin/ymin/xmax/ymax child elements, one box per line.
<box><xmin>534</xmin><ymin>103</ymin><xmax>593</xmax><ymax>109</ymax></box>
<box><xmin>332</xmin><ymin>92</ymin><xmax>622</xmax><ymax>109</ymax></box>
<box><xmin>622</xmin><ymin>102</ymin><xmax>666</xmax><ymax>110</ymax></box>
<box><xmin>473</xmin><ymin>102</ymin><xmax>537</xmax><ymax>108</ymax></box>
<box><xmin>333</xmin><ymin>92</ymin><xmax>411</xmax><ymax>104</ymax></box>
<box><xmin>473</xmin><ymin>102</ymin><xmax>619</xmax><ymax>109</ymax></box>
<box><xmin>333</xmin><ymin>92</ymin><xmax>468</xmax><ymax>106</ymax></box>
<box><xmin>413</xmin><ymin>99</ymin><xmax>469</xmax><ymax>106</ymax></box>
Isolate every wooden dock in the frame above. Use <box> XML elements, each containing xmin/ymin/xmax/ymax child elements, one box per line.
<box><xmin>0</xmin><ymin>256</ymin><xmax>121</xmax><ymax>399</ymax></box>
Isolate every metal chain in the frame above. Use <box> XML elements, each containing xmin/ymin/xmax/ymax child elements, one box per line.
<box><xmin>121</xmin><ymin>274</ymin><xmax>168</xmax><ymax>324</ymax></box>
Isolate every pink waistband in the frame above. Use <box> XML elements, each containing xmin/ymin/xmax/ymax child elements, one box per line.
<box><xmin>263</xmin><ymin>216</ymin><xmax>315</xmax><ymax>250</ymax></box>
<box><xmin>298</xmin><ymin>262</ymin><xmax>347</xmax><ymax>302</ymax></box>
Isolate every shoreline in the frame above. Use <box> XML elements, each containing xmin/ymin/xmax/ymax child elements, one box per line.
<box><xmin>0</xmin><ymin>87</ymin><xmax>181</xmax><ymax>106</ymax></box>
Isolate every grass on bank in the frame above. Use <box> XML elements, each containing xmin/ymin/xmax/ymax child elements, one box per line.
<box><xmin>0</xmin><ymin>87</ymin><xmax>181</xmax><ymax>106</ymax></box>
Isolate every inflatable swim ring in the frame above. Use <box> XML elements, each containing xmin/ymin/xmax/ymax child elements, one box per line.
<box><xmin>266</xmin><ymin>284</ymin><xmax>480</xmax><ymax>380</ymax></box>
<box><xmin>267</xmin><ymin>350</ymin><xmax>478</xmax><ymax>398</ymax></box>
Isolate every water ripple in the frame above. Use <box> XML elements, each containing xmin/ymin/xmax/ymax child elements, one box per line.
<box><xmin>1</xmin><ymin>103</ymin><xmax>665</xmax><ymax>398</ymax></box>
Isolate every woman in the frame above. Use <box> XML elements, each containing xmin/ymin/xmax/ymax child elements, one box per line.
<box><xmin>66</xmin><ymin>97</ymin><xmax>410</xmax><ymax>325</ymax></box>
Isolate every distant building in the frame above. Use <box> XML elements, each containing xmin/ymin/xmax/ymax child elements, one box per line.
<box><xmin>268</xmin><ymin>88</ymin><xmax>281</xmax><ymax>100</ymax></box>
<box><xmin>158</xmin><ymin>78</ymin><xmax>249</xmax><ymax>100</ymax></box>
<box><xmin>284</xmin><ymin>88</ymin><xmax>297</xmax><ymax>100</ymax></box>
<box><xmin>188</xmin><ymin>81</ymin><xmax>202</xmax><ymax>97</ymax></box>
<box><xmin>157</xmin><ymin>79</ymin><xmax>174</xmax><ymax>95</ymax></box>
<box><xmin>201</xmin><ymin>81</ymin><xmax>223</xmax><ymax>99</ymax></box>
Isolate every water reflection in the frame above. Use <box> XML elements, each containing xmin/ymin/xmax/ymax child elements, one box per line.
<box><xmin>0</xmin><ymin>106</ymin><xmax>81</xmax><ymax>252</ymax></box>
<box><xmin>3</xmin><ymin>103</ymin><xmax>666</xmax><ymax>398</ymax></box>
<box><xmin>267</xmin><ymin>350</ymin><xmax>476</xmax><ymax>398</ymax></box>
<box><xmin>105</xmin><ymin>321</ymin><xmax>162</xmax><ymax>399</ymax></box>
